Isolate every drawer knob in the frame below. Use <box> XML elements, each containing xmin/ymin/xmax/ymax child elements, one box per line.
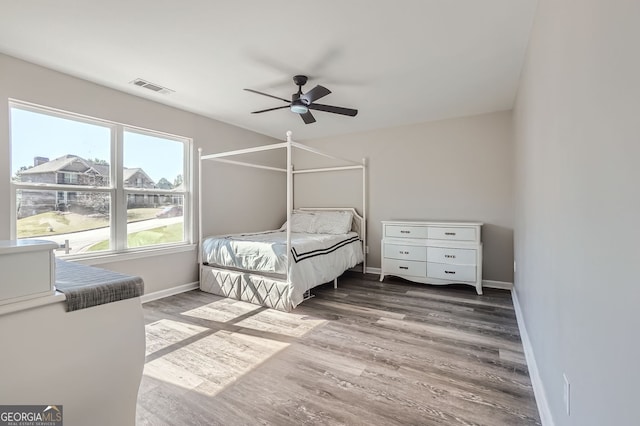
<box><xmin>445</xmin><ymin>270</ymin><xmax>456</xmax><ymax>274</ymax></box>
<box><xmin>400</xmin><ymin>230</ymin><xmax>411</xmax><ymax>234</ymax></box>
<box><xmin>399</xmin><ymin>266</ymin><xmax>409</xmax><ymax>270</ymax></box>
<box><xmin>400</xmin><ymin>250</ymin><xmax>410</xmax><ymax>255</ymax></box>
<box><xmin>444</xmin><ymin>254</ymin><xmax>456</xmax><ymax>259</ymax></box>
<box><xmin>445</xmin><ymin>232</ymin><xmax>456</xmax><ymax>236</ymax></box>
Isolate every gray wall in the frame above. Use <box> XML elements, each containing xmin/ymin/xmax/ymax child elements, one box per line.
<box><xmin>0</xmin><ymin>53</ymin><xmax>285</xmax><ymax>295</ymax></box>
<box><xmin>513</xmin><ymin>0</ymin><xmax>640</xmax><ymax>425</ymax></box>
<box><xmin>294</xmin><ymin>110</ymin><xmax>514</xmax><ymax>283</ymax></box>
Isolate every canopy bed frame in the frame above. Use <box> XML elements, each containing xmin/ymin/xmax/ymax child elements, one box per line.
<box><xmin>198</xmin><ymin>131</ymin><xmax>367</xmax><ymax>311</ymax></box>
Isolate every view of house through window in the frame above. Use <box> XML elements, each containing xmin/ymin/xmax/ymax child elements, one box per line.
<box><xmin>10</xmin><ymin>103</ymin><xmax>190</xmax><ymax>255</ymax></box>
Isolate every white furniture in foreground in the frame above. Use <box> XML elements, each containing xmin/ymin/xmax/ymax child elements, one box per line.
<box><xmin>0</xmin><ymin>239</ymin><xmax>57</xmax><ymax>305</ymax></box>
<box><xmin>380</xmin><ymin>220</ymin><xmax>483</xmax><ymax>295</ymax></box>
<box><xmin>0</xmin><ymin>297</ymin><xmax>145</xmax><ymax>426</ymax></box>
<box><xmin>0</xmin><ymin>241</ymin><xmax>145</xmax><ymax>426</ymax></box>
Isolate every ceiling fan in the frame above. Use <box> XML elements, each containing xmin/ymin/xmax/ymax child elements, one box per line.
<box><xmin>244</xmin><ymin>75</ymin><xmax>358</xmax><ymax>124</ymax></box>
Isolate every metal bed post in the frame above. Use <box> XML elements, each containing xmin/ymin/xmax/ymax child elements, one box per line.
<box><xmin>198</xmin><ymin>148</ymin><xmax>203</xmax><ymax>284</ymax></box>
<box><xmin>286</xmin><ymin>131</ymin><xmax>293</xmax><ymax>287</ymax></box>
<box><xmin>362</xmin><ymin>157</ymin><xmax>367</xmax><ymax>274</ymax></box>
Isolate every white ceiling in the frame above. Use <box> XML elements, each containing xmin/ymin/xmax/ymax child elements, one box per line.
<box><xmin>0</xmin><ymin>0</ymin><xmax>537</xmax><ymax>141</ymax></box>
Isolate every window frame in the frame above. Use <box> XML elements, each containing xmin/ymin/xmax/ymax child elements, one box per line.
<box><xmin>9</xmin><ymin>100</ymin><xmax>193</xmax><ymax>258</ymax></box>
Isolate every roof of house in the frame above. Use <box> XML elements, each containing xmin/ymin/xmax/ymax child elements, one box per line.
<box><xmin>20</xmin><ymin>154</ymin><xmax>90</xmax><ymax>174</ymax></box>
<box><xmin>20</xmin><ymin>155</ymin><xmax>154</xmax><ymax>184</ymax></box>
<box><xmin>123</xmin><ymin>168</ymin><xmax>154</xmax><ymax>184</ymax></box>
<box><xmin>89</xmin><ymin>162</ymin><xmax>109</xmax><ymax>176</ymax></box>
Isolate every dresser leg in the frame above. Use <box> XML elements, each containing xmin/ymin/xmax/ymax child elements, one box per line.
<box><xmin>379</xmin><ymin>274</ymin><xmax>385</xmax><ymax>282</ymax></box>
<box><xmin>475</xmin><ymin>283</ymin><xmax>483</xmax><ymax>295</ymax></box>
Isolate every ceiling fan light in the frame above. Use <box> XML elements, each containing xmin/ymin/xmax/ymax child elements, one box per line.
<box><xmin>290</xmin><ymin>103</ymin><xmax>308</xmax><ymax>114</ymax></box>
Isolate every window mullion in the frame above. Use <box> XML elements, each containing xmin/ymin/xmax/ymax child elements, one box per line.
<box><xmin>9</xmin><ymin>182</ymin><xmax>17</xmax><ymax>239</ymax></box>
<box><xmin>113</xmin><ymin>125</ymin><xmax>127</xmax><ymax>251</ymax></box>
<box><xmin>184</xmin><ymin>139</ymin><xmax>192</xmax><ymax>244</ymax></box>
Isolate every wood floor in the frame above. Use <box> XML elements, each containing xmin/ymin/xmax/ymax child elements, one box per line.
<box><xmin>136</xmin><ymin>273</ymin><xmax>540</xmax><ymax>426</ymax></box>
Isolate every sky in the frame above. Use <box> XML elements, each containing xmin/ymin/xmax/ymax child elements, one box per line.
<box><xmin>10</xmin><ymin>107</ymin><xmax>184</xmax><ymax>184</ymax></box>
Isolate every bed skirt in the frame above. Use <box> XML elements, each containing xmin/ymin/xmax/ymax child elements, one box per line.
<box><xmin>200</xmin><ymin>265</ymin><xmax>294</xmax><ymax>312</ymax></box>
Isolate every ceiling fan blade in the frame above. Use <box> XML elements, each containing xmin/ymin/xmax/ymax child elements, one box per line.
<box><xmin>308</xmin><ymin>103</ymin><xmax>358</xmax><ymax>117</ymax></box>
<box><xmin>244</xmin><ymin>88</ymin><xmax>290</xmax><ymax>103</ymax></box>
<box><xmin>251</xmin><ymin>105</ymin><xmax>290</xmax><ymax>114</ymax></box>
<box><xmin>301</xmin><ymin>85</ymin><xmax>331</xmax><ymax>104</ymax></box>
<box><xmin>300</xmin><ymin>111</ymin><xmax>316</xmax><ymax>124</ymax></box>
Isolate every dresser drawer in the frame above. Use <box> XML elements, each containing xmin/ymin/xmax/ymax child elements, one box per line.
<box><xmin>427</xmin><ymin>262</ymin><xmax>476</xmax><ymax>282</ymax></box>
<box><xmin>427</xmin><ymin>247</ymin><xmax>476</xmax><ymax>265</ymax></box>
<box><xmin>427</xmin><ymin>226</ymin><xmax>476</xmax><ymax>241</ymax></box>
<box><xmin>385</xmin><ymin>225</ymin><xmax>428</xmax><ymax>239</ymax></box>
<box><xmin>384</xmin><ymin>244</ymin><xmax>427</xmax><ymax>262</ymax></box>
<box><xmin>383</xmin><ymin>258</ymin><xmax>427</xmax><ymax>278</ymax></box>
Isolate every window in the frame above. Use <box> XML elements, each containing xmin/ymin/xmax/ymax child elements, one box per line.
<box><xmin>58</xmin><ymin>172</ymin><xmax>78</xmax><ymax>185</ymax></box>
<box><xmin>10</xmin><ymin>101</ymin><xmax>191</xmax><ymax>257</ymax></box>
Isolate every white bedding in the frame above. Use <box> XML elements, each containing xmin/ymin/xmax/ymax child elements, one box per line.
<box><xmin>202</xmin><ymin>230</ymin><xmax>363</xmax><ymax>304</ymax></box>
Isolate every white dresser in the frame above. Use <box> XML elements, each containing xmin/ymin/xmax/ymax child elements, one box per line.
<box><xmin>380</xmin><ymin>220</ymin><xmax>483</xmax><ymax>295</ymax></box>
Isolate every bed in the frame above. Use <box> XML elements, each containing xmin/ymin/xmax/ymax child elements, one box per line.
<box><xmin>200</xmin><ymin>208</ymin><xmax>364</xmax><ymax>311</ymax></box>
<box><xmin>198</xmin><ymin>131</ymin><xmax>368</xmax><ymax>312</ymax></box>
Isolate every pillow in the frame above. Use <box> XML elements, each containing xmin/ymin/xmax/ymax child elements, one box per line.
<box><xmin>310</xmin><ymin>210</ymin><xmax>353</xmax><ymax>234</ymax></box>
<box><xmin>287</xmin><ymin>211</ymin><xmax>316</xmax><ymax>233</ymax></box>
<box><xmin>281</xmin><ymin>210</ymin><xmax>355</xmax><ymax>234</ymax></box>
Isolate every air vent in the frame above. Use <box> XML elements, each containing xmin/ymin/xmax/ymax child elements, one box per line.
<box><xmin>129</xmin><ymin>78</ymin><xmax>174</xmax><ymax>95</ymax></box>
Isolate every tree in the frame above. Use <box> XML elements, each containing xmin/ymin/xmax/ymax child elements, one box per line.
<box><xmin>12</xmin><ymin>165</ymin><xmax>32</xmax><ymax>182</ymax></box>
<box><xmin>173</xmin><ymin>174</ymin><xmax>183</xmax><ymax>188</ymax></box>
<box><xmin>90</xmin><ymin>158</ymin><xmax>109</xmax><ymax>165</ymax></box>
<box><xmin>155</xmin><ymin>178</ymin><xmax>174</xmax><ymax>189</ymax></box>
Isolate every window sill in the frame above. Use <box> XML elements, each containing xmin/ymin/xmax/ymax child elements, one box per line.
<box><xmin>63</xmin><ymin>243</ymin><xmax>197</xmax><ymax>266</ymax></box>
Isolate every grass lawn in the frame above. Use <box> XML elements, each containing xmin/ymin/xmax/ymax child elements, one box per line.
<box><xmin>88</xmin><ymin>222</ymin><xmax>183</xmax><ymax>251</ymax></box>
<box><xmin>127</xmin><ymin>208</ymin><xmax>163</xmax><ymax>223</ymax></box>
<box><xmin>17</xmin><ymin>211</ymin><xmax>108</xmax><ymax>238</ymax></box>
<box><xmin>17</xmin><ymin>208</ymin><xmax>163</xmax><ymax>238</ymax></box>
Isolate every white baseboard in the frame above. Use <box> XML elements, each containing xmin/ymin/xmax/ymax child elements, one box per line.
<box><xmin>482</xmin><ymin>279</ymin><xmax>513</xmax><ymax>290</ymax></box>
<box><xmin>365</xmin><ymin>266</ymin><xmax>381</xmax><ymax>275</ymax></box>
<box><xmin>512</xmin><ymin>288</ymin><xmax>555</xmax><ymax>426</ymax></box>
<box><xmin>141</xmin><ymin>281</ymin><xmax>199</xmax><ymax>304</ymax></box>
